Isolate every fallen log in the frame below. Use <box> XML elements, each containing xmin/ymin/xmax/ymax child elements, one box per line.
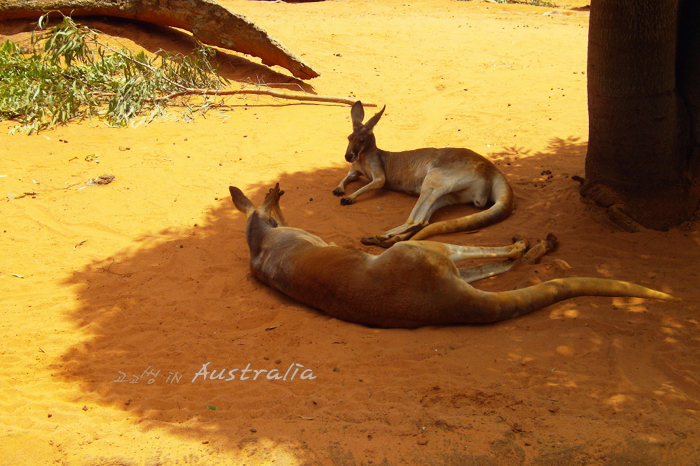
<box><xmin>0</xmin><ymin>0</ymin><xmax>320</xmax><ymax>80</ymax></box>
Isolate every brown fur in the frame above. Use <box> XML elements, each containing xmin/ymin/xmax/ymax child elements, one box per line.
<box><xmin>333</xmin><ymin>101</ymin><xmax>514</xmax><ymax>247</ymax></box>
<box><xmin>231</xmin><ymin>184</ymin><xmax>678</xmax><ymax>329</ymax></box>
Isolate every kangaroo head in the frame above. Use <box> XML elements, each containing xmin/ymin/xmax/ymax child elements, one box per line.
<box><xmin>230</xmin><ymin>183</ymin><xmax>284</xmax><ymax>226</ymax></box>
<box><xmin>345</xmin><ymin>101</ymin><xmax>386</xmax><ymax>162</ymax></box>
<box><xmin>230</xmin><ymin>184</ymin><xmax>285</xmax><ymax>255</ymax></box>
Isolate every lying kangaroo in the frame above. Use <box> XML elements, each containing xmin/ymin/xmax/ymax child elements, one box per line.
<box><xmin>230</xmin><ymin>183</ymin><xmax>676</xmax><ymax>328</ymax></box>
<box><xmin>333</xmin><ymin>101</ymin><xmax>514</xmax><ymax>247</ymax></box>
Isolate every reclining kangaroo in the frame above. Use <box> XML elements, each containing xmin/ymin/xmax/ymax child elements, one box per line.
<box><xmin>230</xmin><ymin>184</ymin><xmax>676</xmax><ymax>328</ymax></box>
<box><xmin>333</xmin><ymin>101</ymin><xmax>514</xmax><ymax>247</ymax></box>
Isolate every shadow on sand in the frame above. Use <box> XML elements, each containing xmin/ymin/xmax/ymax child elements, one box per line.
<box><xmin>51</xmin><ymin>136</ymin><xmax>699</xmax><ymax>463</ymax></box>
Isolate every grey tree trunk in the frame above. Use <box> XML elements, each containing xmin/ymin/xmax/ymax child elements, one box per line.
<box><xmin>581</xmin><ymin>0</ymin><xmax>700</xmax><ymax>230</ymax></box>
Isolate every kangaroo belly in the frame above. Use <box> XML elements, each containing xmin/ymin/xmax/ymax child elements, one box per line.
<box><xmin>382</xmin><ymin>161</ymin><xmax>431</xmax><ymax>195</ymax></box>
<box><xmin>384</xmin><ymin>177</ymin><xmax>424</xmax><ymax>195</ymax></box>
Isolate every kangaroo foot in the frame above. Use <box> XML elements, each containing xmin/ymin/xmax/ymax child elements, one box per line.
<box><xmin>379</xmin><ymin>237</ymin><xmax>401</xmax><ymax>248</ymax></box>
<box><xmin>361</xmin><ymin>232</ymin><xmax>413</xmax><ymax>248</ymax></box>
<box><xmin>512</xmin><ymin>235</ymin><xmax>527</xmax><ymax>245</ymax></box>
<box><xmin>378</xmin><ymin>231</ymin><xmax>419</xmax><ymax>248</ymax></box>
<box><xmin>509</xmin><ymin>235</ymin><xmax>530</xmax><ymax>259</ymax></box>
<box><xmin>374</xmin><ymin>224</ymin><xmax>424</xmax><ymax>246</ymax></box>
<box><xmin>518</xmin><ymin>233</ymin><xmax>558</xmax><ymax>265</ymax></box>
<box><xmin>361</xmin><ymin>236</ymin><xmax>382</xmax><ymax>246</ymax></box>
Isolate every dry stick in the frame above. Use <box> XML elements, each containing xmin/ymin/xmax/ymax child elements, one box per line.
<box><xmin>160</xmin><ymin>88</ymin><xmax>376</xmax><ymax>107</ymax></box>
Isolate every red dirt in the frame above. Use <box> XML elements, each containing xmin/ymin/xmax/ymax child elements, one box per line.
<box><xmin>1</xmin><ymin>0</ymin><xmax>698</xmax><ymax>464</ymax></box>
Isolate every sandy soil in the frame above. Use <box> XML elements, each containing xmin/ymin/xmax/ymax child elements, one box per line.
<box><xmin>1</xmin><ymin>0</ymin><xmax>699</xmax><ymax>464</ymax></box>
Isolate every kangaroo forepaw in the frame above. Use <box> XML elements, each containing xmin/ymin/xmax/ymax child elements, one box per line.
<box><xmin>332</xmin><ymin>188</ymin><xmax>345</xmax><ymax>197</ymax></box>
<box><xmin>340</xmin><ymin>197</ymin><xmax>354</xmax><ymax>206</ymax></box>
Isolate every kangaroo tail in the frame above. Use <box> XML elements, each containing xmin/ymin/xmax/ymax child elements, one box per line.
<box><xmin>469</xmin><ymin>277</ymin><xmax>678</xmax><ymax>324</ymax></box>
<box><xmin>411</xmin><ymin>173</ymin><xmax>514</xmax><ymax>241</ymax></box>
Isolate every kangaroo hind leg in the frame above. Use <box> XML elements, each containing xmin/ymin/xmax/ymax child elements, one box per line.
<box><xmin>456</xmin><ymin>234</ymin><xmax>557</xmax><ymax>283</ymax></box>
<box><xmin>366</xmin><ymin>188</ymin><xmax>460</xmax><ymax>247</ymax></box>
<box><xmin>407</xmin><ymin>235</ymin><xmax>529</xmax><ymax>262</ymax></box>
<box><xmin>397</xmin><ymin>236</ymin><xmax>530</xmax><ymax>283</ymax></box>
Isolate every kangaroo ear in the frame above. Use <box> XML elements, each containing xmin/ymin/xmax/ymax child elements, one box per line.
<box><xmin>261</xmin><ymin>183</ymin><xmax>283</xmax><ymax>212</ymax></box>
<box><xmin>229</xmin><ymin>186</ymin><xmax>256</xmax><ymax>216</ymax></box>
<box><xmin>364</xmin><ymin>105</ymin><xmax>385</xmax><ymax>132</ymax></box>
<box><xmin>351</xmin><ymin>101</ymin><xmax>365</xmax><ymax>129</ymax></box>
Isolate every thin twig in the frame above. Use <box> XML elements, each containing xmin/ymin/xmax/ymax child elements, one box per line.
<box><xmin>158</xmin><ymin>87</ymin><xmax>374</xmax><ymax>106</ymax></box>
<box><xmin>97</xmin><ymin>259</ymin><xmax>131</xmax><ymax>277</ymax></box>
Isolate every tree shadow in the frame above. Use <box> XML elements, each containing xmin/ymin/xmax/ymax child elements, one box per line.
<box><xmin>57</xmin><ymin>165</ymin><xmax>379</xmax><ymax>463</ymax></box>
<box><xmin>54</xmin><ymin>136</ymin><xmax>698</xmax><ymax>463</ymax></box>
<box><xmin>490</xmin><ymin>135</ymin><xmax>587</xmax><ymax>182</ymax></box>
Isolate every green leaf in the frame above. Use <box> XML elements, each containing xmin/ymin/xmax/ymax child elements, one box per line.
<box><xmin>0</xmin><ymin>13</ymin><xmax>228</xmax><ymax>133</ymax></box>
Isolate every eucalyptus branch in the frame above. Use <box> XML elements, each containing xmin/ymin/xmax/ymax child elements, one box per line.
<box><xmin>94</xmin><ymin>41</ymin><xmax>191</xmax><ymax>92</ymax></box>
<box><xmin>0</xmin><ymin>13</ymin><xmax>369</xmax><ymax>133</ymax></box>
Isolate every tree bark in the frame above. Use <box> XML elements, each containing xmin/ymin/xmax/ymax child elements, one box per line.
<box><xmin>0</xmin><ymin>0</ymin><xmax>320</xmax><ymax>80</ymax></box>
<box><xmin>582</xmin><ymin>0</ymin><xmax>700</xmax><ymax>230</ymax></box>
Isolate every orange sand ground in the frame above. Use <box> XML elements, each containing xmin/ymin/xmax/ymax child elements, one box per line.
<box><xmin>1</xmin><ymin>0</ymin><xmax>699</xmax><ymax>464</ymax></box>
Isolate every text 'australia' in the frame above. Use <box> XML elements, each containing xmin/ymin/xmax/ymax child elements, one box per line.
<box><xmin>191</xmin><ymin>362</ymin><xmax>318</xmax><ymax>383</ymax></box>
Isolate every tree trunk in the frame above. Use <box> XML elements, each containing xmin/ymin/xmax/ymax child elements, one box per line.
<box><xmin>581</xmin><ymin>0</ymin><xmax>700</xmax><ymax>230</ymax></box>
<box><xmin>0</xmin><ymin>0</ymin><xmax>320</xmax><ymax>80</ymax></box>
